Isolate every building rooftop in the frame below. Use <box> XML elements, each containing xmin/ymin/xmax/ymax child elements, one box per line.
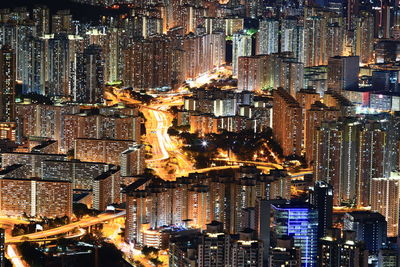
<box><xmin>122</xmin><ymin>177</ymin><xmax>152</xmax><ymax>194</ymax></box>
<box><xmin>346</xmin><ymin>211</ymin><xmax>386</xmax><ymax>222</ymax></box>
<box><xmin>325</xmin><ymin>90</ymin><xmax>354</xmax><ymax>107</ymax></box>
<box><xmin>274</xmin><ymin>87</ymin><xmax>301</xmax><ymax>107</ymax></box>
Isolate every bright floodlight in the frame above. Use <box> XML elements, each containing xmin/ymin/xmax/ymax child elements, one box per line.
<box><xmin>201</xmin><ymin>140</ymin><xmax>208</xmax><ymax>147</ymax></box>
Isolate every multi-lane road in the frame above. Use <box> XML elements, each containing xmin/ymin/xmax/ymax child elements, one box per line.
<box><xmin>4</xmin><ymin>211</ymin><xmax>125</xmax><ymax>266</ymax></box>
<box><xmin>141</xmin><ymin>100</ymin><xmax>194</xmax><ymax>180</ymax></box>
<box><xmin>6</xmin><ymin>211</ymin><xmax>125</xmax><ymax>244</ymax></box>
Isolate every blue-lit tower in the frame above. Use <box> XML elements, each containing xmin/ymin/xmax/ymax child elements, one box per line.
<box><xmin>271</xmin><ymin>202</ymin><xmax>318</xmax><ymax>267</ymax></box>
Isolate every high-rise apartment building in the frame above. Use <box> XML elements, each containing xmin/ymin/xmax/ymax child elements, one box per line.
<box><xmin>356</xmin><ymin>11</ymin><xmax>374</xmax><ymax>64</ymax></box>
<box><xmin>255</xmin><ymin>198</ymin><xmax>287</xmax><ymax>265</ymax></box>
<box><xmin>197</xmin><ymin>222</ymin><xmax>263</xmax><ymax>267</ymax></box>
<box><xmin>51</xmin><ymin>10</ymin><xmax>72</xmax><ymax>34</ymax></box>
<box><xmin>305</xmin><ymin>101</ymin><xmax>340</xmax><ymax>165</ymax></box>
<box><xmin>313</xmin><ymin>117</ymin><xmax>392</xmax><ymax>206</ymax></box>
<box><xmin>327</xmin><ymin>56</ymin><xmax>359</xmax><ymax>92</ymax></box>
<box><xmin>238</xmin><ymin>53</ymin><xmax>303</xmax><ymax>95</ymax></box>
<box><xmin>64</xmin><ymin>113</ymin><xmax>141</xmax><ymax>152</ymax></box>
<box><xmin>15</xmin><ymin>103</ymin><xmax>80</xmax><ymax>152</ymax></box>
<box><xmin>232</xmin><ymin>31</ymin><xmax>252</xmax><ymax>76</ymax></box>
<box><xmin>183</xmin><ymin>33</ymin><xmax>225</xmax><ymax>80</ymax></box>
<box><xmin>123</xmin><ymin>36</ymin><xmax>185</xmax><ymax>91</ymax></box>
<box><xmin>296</xmin><ymin>89</ymin><xmax>321</xmax><ymax>157</ymax></box>
<box><xmin>371</xmin><ymin>173</ymin><xmax>400</xmax><ymax>237</ymax></box>
<box><xmin>168</xmin><ymin>221</ymin><xmax>264</xmax><ymax>267</ymax></box>
<box><xmin>125</xmin><ymin>189</ymin><xmax>149</xmax><ymax>245</ymax></box>
<box><xmin>103</xmin><ymin>27</ymin><xmax>122</xmax><ymax>83</ymax></box>
<box><xmin>198</xmin><ymin>221</ymin><xmax>230</xmax><ymax>267</ymax></box>
<box><xmin>1</xmin><ymin>152</ymin><xmax>67</xmax><ymax>178</ymax></box>
<box><xmin>32</xmin><ymin>6</ymin><xmax>50</xmax><ymax>37</ymax></box>
<box><xmin>45</xmin><ymin>33</ymin><xmax>85</xmax><ymax>98</ymax></box>
<box><xmin>323</xmin><ymin>90</ymin><xmax>355</xmax><ymax>117</ymax></box>
<box><xmin>74</xmin><ymin>138</ymin><xmax>136</xmax><ymax>166</ymax></box>
<box><xmin>281</xmin><ymin>18</ymin><xmax>304</xmax><ymax>62</ymax></box>
<box><xmin>319</xmin><ymin>229</ymin><xmax>369</xmax><ymax>266</ymax></box>
<box><xmin>120</xmin><ymin>144</ymin><xmax>146</xmax><ymax>177</ymax></box>
<box><xmin>20</xmin><ymin>36</ymin><xmax>46</xmax><ymax>95</ymax></box>
<box><xmin>237</xmin><ymin>55</ymin><xmax>265</xmax><ymax>92</ymax></box>
<box><xmin>256</xmin><ymin>18</ymin><xmax>279</xmax><ymax>55</ymax></box>
<box><xmin>93</xmin><ymin>168</ymin><xmax>121</xmax><ymax>210</ymax></box>
<box><xmin>230</xmin><ymin>229</ymin><xmax>263</xmax><ymax>267</ymax></box>
<box><xmin>304</xmin><ymin>9</ymin><xmax>346</xmax><ymax>67</ymax></box>
<box><xmin>41</xmin><ymin>160</ymin><xmax>111</xmax><ymax>190</ymax></box>
<box><xmin>273</xmin><ymin>88</ymin><xmax>303</xmax><ymax>156</ymax></box>
<box><xmin>0</xmin><ymin>177</ymin><xmax>72</xmax><ymax>218</ymax></box>
<box><xmin>0</xmin><ymin>228</ymin><xmax>4</xmax><ymax>267</ymax></box>
<box><xmin>76</xmin><ymin>44</ymin><xmax>104</xmax><ymax>103</ymax></box>
<box><xmin>304</xmin><ymin>15</ymin><xmax>327</xmax><ymax>67</ymax></box>
<box><xmin>343</xmin><ymin>211</ymin><xmax>387</xmax><ymax>253</ymax></box>
<box><xmin>123</xmin><ymin>167</ymin><xmax>289</xmax><ymax>247</ymax></box>
<box><xmin>269</xmin><ymin>237</ymin><xmax>301</xmax><ymax>267</ymax></box>
<box><xmin>0</xmin><ymin>46</ymin><xmax>16</xmax><ymax>122</ymax></box>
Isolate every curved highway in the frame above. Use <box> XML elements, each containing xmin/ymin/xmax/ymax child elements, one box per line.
<box><xmin>141</xmin><ymin>101</ymin><xmax>194</xmax><ymax>180</ymax></box>
<box><xmin>6</xmin><ymin>211</ymin><xmax>125</xmax><ymax>244</ymax></box>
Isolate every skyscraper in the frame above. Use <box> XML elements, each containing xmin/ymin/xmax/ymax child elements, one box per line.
<box><xmin>257</xmin><ymin>18</ymin><xmax>279</xmax><ymax>55</ymax></box>
<box><xmin>304</xmin><ymin>101</ymin><xmax>339</xmax><ymax>165</ymax></box>
<box><xmin>51</xmin><ymin>10</ymin><xmax>72</xmax><ymax>34</ymax></box>
<box><xmin>371</xmin><ymin>173</ymin><xmax>400</xmax><ymax>237</ymax></box>
<box><xmin>231</xmin><ymin>229</ymin><xmax>263</xmax><ymax>267</ymax></box>
<box><xmin>313</xmin><ymin>117</ymin><xmax>391</xmax><ymax>206</ymax></box>
<box><xmin>281</xmin><ymin>17</ymin><xmax>304</xmax><ymax>62</ymax></box>
<box><xmin>32</xmin><ymin>5</ymin><xmax>50</xmax><ymax>37</ymax></box>
<box><xmin>319</xmin><ymin>229</ymin><xmax>369</xmax><ymax>266</ymax></box>
<box><xmin>273</xmin><ymin>88</ymin><xmax>303</xmax><ymax>156</ymax></box>
<box><xmin>327</xmin><ymin>56</ymin><xmax>359</xmax><ymax>92</ymax></box>
<box><xmin>233</xmin><ymin>31</ymin><xmax>252</xmax><ymax>76</ymax></box>
<box><xmin>255</xmin><ymin>198</ymin><xmax>286</xmax><ymax>265</ymax></box>
<box><xmin>271</xmin><ymin>202</ymin><xmax>318</xmax><ymax>267</ymax></box>
<box><xmin>238</xmin><ymin>53</ymin><xmax>303</xmax><ymax>95</ymax></box>
<box><xmin>20</xmin><ymin>37</ymin><xmax>45</xmax><ymax>95</ymax></box>
<box><xmin>343</xmin><ymin>211</ymin><xmax>387</xmax><ymax>253</ymax></box>
<box><xmin>0</xmin><ymin>46</ymin><xmax>16</xmax><ymax>122</ymax></box>
<box><xmin>0</xmin><ymin>228</ymin><xmax>4</xmax><ymax>267</ymax></box>
<box><xmin>46</xmin><ymin>33</ymin><xmax>72</xmax><ymax>97</ymax></box>
<box><xmin>125</xmin><ymin>189</ymin><xmax>149</xmax><ymax>245</ymax></box>
<box><xmin>76</xmin><ymin>44</ymin><xmax>104</xmax><ymax>103</ymax></box>
<box><xmin>120</xmin><ymin>144</ymin><xmax>146</xmax><ymax>177</ymax></box>
<box><xmin>310</xmin><ymin>181</ymin><xmax>333</xmax><ymax>239</ymax></box>
<box><xmin>198</xmin><ymin>221</ymin><xmax>230</xmax><ymax>267</ymax></box>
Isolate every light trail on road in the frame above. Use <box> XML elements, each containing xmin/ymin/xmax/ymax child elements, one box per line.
<box><xmin>7</xmin><ymin>245</ymin><xmax>26</xmax><ymax>267</ymax></box>
<box><xmin>106</xmin><ymin>66</ymin><xmax>294</xmax><ymax>180</ymax></box>
<box><xmin>213</xmin><ymin>158</ymin><xmax>284</xmax><ymax>169</ymax></box>
<box><xmin>4</xmin><ymin>212</ymin><xmax>124</xmax><ymax>266</ymax></box>
<box><xmin>6</xmin><ymin>211</ymin><xmax>125</xmax><ymax>244</ymax></box>
<box><xmin>141</xmin><ymin>101</ymin><xmax>194</xmax><ymax>180</ymax></box>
